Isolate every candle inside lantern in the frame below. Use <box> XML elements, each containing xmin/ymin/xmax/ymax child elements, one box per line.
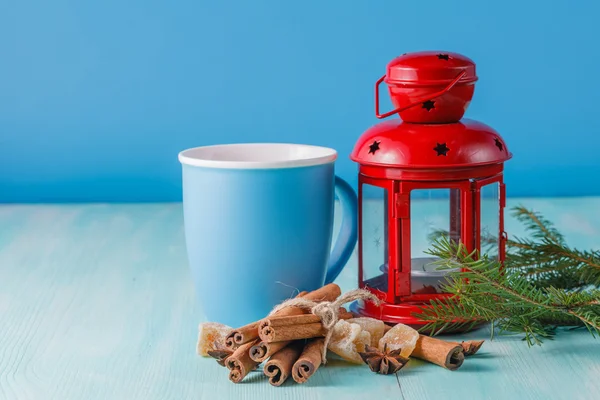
<box><xmin>379</xmin><ymin>257</ymin><xmax>458</xmax><ymax>295</ymax></box>
<box><xmin>410</xmin><ymin>257</ymin><xmax>458</xmax><ymax>295</ymax></box>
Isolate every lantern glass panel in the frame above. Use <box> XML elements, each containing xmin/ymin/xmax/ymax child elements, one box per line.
<box><xmin>410</xmin><ymin>189</ymin><xmax>460</xmax><ymax>294</ymax></box>
<box><xmin>361</xmin><ymin>183</ymin><xmax>389</xmax><ymax>292</ymax></box>
<box><xmin>480</xmin><ymin>183</ymin><xmax>500</xmax><ymax>260</ymax></box>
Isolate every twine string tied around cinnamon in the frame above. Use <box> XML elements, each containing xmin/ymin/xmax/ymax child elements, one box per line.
<box><xmin>268</xmin><ymin>289</ymin><xmax>380</xmax><ymax>364</ymax></box>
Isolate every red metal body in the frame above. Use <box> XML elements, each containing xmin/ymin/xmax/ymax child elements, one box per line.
<box><xmin>351</xmin><ymin>51</ymin><xmax>512</xmax><ymax>329</ymax></box>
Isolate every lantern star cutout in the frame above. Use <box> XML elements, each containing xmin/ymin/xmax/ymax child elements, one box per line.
<box><xmin>495</xmin><ymin>138</ymin><xmax>504</xmax><ymax>151</ymax></box>
<box><xmin>368</xmin><ymin>140</ymin><xmax>381</xmax><ymax>155</ymax></box>
<box><xmin>422</xmin><ymin>100</ymin><xmax>435</xmax><ymax>111</ymax></box>
<box><xmin>434</xmin><ymin>142</ymin><xmax>450</xmax><ymax>156</ymax></box>
<box><xmin>437</xmin><ymin>54</ymin><xmax>450</xmax><ymax>60</ymax></box>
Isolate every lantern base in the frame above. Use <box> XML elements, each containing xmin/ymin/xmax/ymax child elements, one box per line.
<box><xmin>350</xmin><ymin>299</ymin><xmax>485</xmax><ymax>334</ymax></box>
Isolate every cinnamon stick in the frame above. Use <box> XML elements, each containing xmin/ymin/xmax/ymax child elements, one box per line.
<box><xmin>411</xmin><ymin>334</ymin><xmax>464</xmax><ymax>370</ymax></box>
<box><xmin>260</xmin><ymin>322</ymin><xmax>326</xmax><ymax>343</ymax></box>
<box><xmin>302</xmin><ymin>283</ymin><xmax>341</xmax><ymax>303</ymax></box>
<box><xmin>292</xmin><ymin>338</ymin><xmax>324</xmax><ymax>383</ymax></box>
<box><xmin>226</xmin><ymin>339</ymin><xmax>260</xmax><ymax>383</ymax></box>
<box><xmin>259</xmin><ymin>310</ymin><xmax>353</xmax><ymax>343</ymax></box>
<box><xmin>224</xmin><ymin>322</ymin><xmax>259</xmax><ymax>350</ymax></box>
<box><xmin>261</xmin><ymin>310</ymin><xmax>353</xmax><ymax>328</ymax></box>
<box><xmin>263</xmin><ymin>342</ymin><xmax>304</xmax><ymax>386</ymax></box>
<box><xmin>249</xmin><ymin>340</ymin><xmax>290</xmax><ymax>363</ymax></box>
<box><xmin>224</xmin><ymin>284</ymin><xmax>341</xmax><ymax>350</ymax></box>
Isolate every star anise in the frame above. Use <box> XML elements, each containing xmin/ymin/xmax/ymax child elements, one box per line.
<box><xmin>460</xmin><ymin>340</ymin><xmax>484</xmax><ymax>356</ymax></box>
<box><xmin>207</xmin><ymin>349</ymin><xmax>233</xmax><ymax>367</ymax></box>
<box><xmin>358</xmin><ymin>344</ymin><xmax>409</xmax><ymax>374</ymax></box>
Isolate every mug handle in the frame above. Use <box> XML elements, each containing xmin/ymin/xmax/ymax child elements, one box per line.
<box><xmin>325</xmin><ymin>176</ymin><xmax>358</xmax><ymax>284</ymax></box>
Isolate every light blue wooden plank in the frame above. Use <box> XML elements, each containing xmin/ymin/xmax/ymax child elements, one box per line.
<box><xmin>0</xmin><ymin>199</ymin><xmax>599</xmax><ymax>400</ymax></box>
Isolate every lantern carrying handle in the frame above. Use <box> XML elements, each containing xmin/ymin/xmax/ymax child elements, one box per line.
<box><xmin>375</xmin><ymin>70</ymin><xmax>468</xmax><ymax>119</ymax></box>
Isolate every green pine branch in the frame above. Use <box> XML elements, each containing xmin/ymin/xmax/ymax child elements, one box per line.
<box><xmin>415</xmin><ymin>236</ymin><xmax>600</xmax><ymax>345</ymax></box>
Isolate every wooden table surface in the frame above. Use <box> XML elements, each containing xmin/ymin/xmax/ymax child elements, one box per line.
<box><xmin>1</xmin><ymin>198</ymin><xmax>599</xmax><ymax>400</ymax></box>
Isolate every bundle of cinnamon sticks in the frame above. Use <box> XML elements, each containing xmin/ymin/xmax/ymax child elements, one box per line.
<box><xmin>212</xmin><ymin>283</ymin><xmax>343</xmax><ymax>385</ymax></box>
<box><xmin>199</xmin><ymin>283</ymin><xmax>486</xmax><ymax>386</ymax></box>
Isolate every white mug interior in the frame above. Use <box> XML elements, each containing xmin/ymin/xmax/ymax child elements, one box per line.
<box><xmin>178</xmin><ymin>143</ymin><xmax>337</xmax><ymax>169</ymax></box>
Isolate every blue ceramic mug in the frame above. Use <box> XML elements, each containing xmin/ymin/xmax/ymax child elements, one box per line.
<box><xmin>178</xmin><ymin>143</ymin><xmax>357</xmax><ymax>327</ymax></box>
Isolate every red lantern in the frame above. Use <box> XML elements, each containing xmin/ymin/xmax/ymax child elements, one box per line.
<box><xmin>350</xmin><ymin>51</ymin><xmax>512</xmax><ymax>329</ymax></box>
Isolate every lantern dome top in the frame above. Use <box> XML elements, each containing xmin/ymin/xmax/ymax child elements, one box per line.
<box><xmin>385</xmin><ymin>51</ymin><xmax>478</xmax><ymax>86</ymax></box>
<box><xmin>350</xmin><ymin>119</ymin><xmax>511</xmax><ymax>169</ymax></box>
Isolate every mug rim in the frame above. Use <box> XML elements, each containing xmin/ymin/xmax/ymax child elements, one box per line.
<box><xmin>178</xmin><ymin>143</ymin><xmax>338</xmax><ymax>169</ymax></box>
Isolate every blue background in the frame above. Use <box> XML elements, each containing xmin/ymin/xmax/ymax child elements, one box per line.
<box><xmin>1</xmin><ymin>0</ymin><xmax>599</xmax><ymax>202</ymax></box>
